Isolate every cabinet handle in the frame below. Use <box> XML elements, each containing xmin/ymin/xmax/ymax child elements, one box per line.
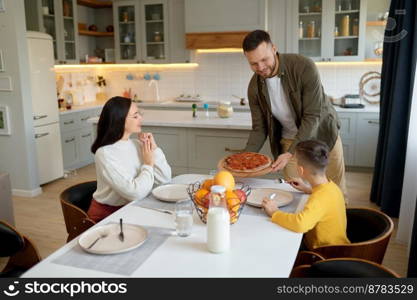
<box><xmin>35</xmin><ymin>133</ymin><xmax>49</xmax><ymax>139</ymax></box>
<box><xmin>225</xmin><ymin>147</ymin><xmax>244</xmax><ymax>153</ymax></box>
<box><xmin>64</xmin><ymin>120</ymin><xmax>74</xmax><ymax>125</ymax></box>
<box><xmin>81</xmin><ymin>117</ymin><xmax>89</xmax><ymax>121</ymax></box>
<box><xmin>81</xmin><ymin>133</ymin><xmax>91</xmax><ymax>138</ymax></box>
<box><xmin>368</xmin><ymin>120</ymin><xmax>379</xmax><ymax>125</ymax></box>
<box><xmin>65</xmin><ymin>137</ymin><xmax>75</xmax><ymax>143</ymax></box>
<box><xmin>33</xmin><ymin>115</ymin><xmax>48</xmax><ymax>120</ymax></box>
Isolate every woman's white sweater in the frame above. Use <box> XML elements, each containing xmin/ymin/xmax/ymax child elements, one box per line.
<box><xmin>93</xmin><ymin>139</ymin><xmax>171</xmax><ymax>206</ymax></box>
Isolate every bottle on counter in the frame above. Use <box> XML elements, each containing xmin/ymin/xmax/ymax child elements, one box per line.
<box><xmin>203</xmin><ymin>103</ymin><xmax>210</xmax><ymax>118</ymax></box>
<box><xmin>217</xmin><ymin>101</ymin><xmax>233</xmax><ymax>118</ymax></box>
<box><xmin>207</xmin><ymin>185</ymin><xmax>230</xmax><ymax>254</ymax></box>
<box><xmin>192</xmin><ymin>103</ymin><xmax>197</xmax><ymax>118</ymax></box>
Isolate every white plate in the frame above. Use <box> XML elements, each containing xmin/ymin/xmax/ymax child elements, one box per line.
<box><xmin>152</xmin><ymin>184</ymin><xmax>189</xmax><ymax>202</ymax></box>
<box><xmin>78</xmin><ymin>223</ymin><xmax>148</xmax><ymax>255</ymax></box>
<box><xmin>246</xmin><ymin>188</ymin><xmax>294</xmax><ymax>208</ymax></box>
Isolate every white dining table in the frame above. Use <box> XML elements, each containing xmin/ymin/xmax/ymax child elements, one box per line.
<box><xmin>23</xmin><ymin>174</ymin><xmax>308</xmax><ymax>278</ymax></box>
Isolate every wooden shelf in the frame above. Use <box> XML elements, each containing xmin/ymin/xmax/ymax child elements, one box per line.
<box><xmin>77</xmin><ymin>0</ymin><xmax>112</xmax><ymax>8</ymax></box>
<box><xmin>367</xmin><ymin>21</ymin><xmax>387</xmax><ymax>26</ymax></box>
<box><xmin>79</xmin><ymin>30</ymin><xmax>114</xmax><ymax>37</ymax></box>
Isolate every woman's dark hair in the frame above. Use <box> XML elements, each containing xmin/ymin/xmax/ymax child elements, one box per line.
<box><xmin>295</xmin><ymin>140</ymin><xmax>329</xmax><ymax>173</ymax></box>
<box><xmin>91</xmin><ymin>96</ymin><xmax>132</xmax><ymax>154</ymax></box>
<box><xmin>242</xmin><ymin>30</ymin><xmax>272</xmax><ymax>52</ymax></box>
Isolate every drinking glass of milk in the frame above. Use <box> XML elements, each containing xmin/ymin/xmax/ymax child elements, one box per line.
<box><xmin>174</xmin><ymin>200</ymin><xmax>194</xmax><ymax>237</ymax></box>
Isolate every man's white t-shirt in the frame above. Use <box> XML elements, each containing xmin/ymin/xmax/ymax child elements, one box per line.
<box><xmin>266</xmin><ymin>76</ymin><xmax>298</xmax><ymax>139</ymax></box>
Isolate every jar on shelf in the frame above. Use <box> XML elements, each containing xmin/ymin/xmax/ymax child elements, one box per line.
<box><xmin>334</xmin><ymin>26</ymin><xmax>339</xmax><ymax>37</ymax></box>
<box><xmin>217</xmin><ymin>101</ymin><xmax>233</xmax><ymax>118</ymax></box>
<box><xmin>352</xmin><ymin>18</ymin><xmax>359</xmax><ymax>36</ymax></box>
<box><xmin>298</xmin><ymin>21</ymin><xmax>304</xmax><ymax>39</ymax></box>
<box><xmin>154</xmin><ymin>31</ymin><xmax>162</xmax><ymax>42</ymax></box>
<box><xmin>307</xmin><ymin>21</ymin><xmax>315</xmax><ymax>38</ymax></box>
<box><xmin>122</xmin><ymin>11</ymin><xmax>129</xmax><ymax>22</ymax></box>
<box><xmin>341</xmin><ymin>15</ymin><xmax>350</xmax><ymax>36</ymax></box>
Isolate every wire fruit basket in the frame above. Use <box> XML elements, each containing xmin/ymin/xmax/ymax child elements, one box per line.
<box><xmin>187</xmin><ymin>181</ymin><xmax>251</xmax><ymax>224</ymax></box>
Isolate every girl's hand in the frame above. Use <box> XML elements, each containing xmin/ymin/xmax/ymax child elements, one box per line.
<box><xmin>139</xmin><ymin>132</ymin><xmax>157</xmax><ymax>151</ymax></box>
<box><xmin>140</xmin><ymin>139</ymin><xmax>154</xmax><ymax>166</ymax></box>
<box><xmin>261</xmin><ymin>197</ymin><xmax>278</xmax><ymax>217</ymax></box>
<box><xmin>287</xmin><ymin>178</ymin><xmax>312</xmax><ymax>194</ymax></box>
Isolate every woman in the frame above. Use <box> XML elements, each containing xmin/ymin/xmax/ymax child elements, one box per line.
<box><xmin>87</xmin><ymin>96</ymin><xmax>171</xmax><ymax>222</ymax></box>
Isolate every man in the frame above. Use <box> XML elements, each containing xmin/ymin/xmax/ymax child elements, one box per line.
<box><xmin>243</xmin><ymin>30</ymin><xmax>346</xmax><ymax>196</ymax></box>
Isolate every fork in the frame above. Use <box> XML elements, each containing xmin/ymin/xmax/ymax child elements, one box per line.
<box><xmin>87</xmin><ymin>233</ymin><xmax>108</xmax><ymax>249</ymax></box>
<box><xmin>119</xmin><ymin>218</ymin><xmax>124</xmax><ymax>242</ymax></box>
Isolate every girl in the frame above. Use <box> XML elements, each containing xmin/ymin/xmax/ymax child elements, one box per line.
<box><xmin>87</xmin><ymin>97</ymin><xmax>171</xmax><ymax>222</ymax></box>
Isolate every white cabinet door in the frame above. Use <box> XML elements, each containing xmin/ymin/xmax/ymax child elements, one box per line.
<box><xmin>35</xmin><ymin>123</ymin><xmax>64</xmax><ymax>184</ymax></box>
<box><xmin>79</xmin><ymin>128</ymin><xmax>94</xmax><ymax>165</ymax></box>
<box><xmin>114</xmin><ymin>0</ymin><xmax>141</xmax><ymax>63</ymax></box>
<box><xmin>290</xmin><ymin>0</ymin><xmax>367</xmax><ymax>61</ymax></box>
<box><xmin>188</xmin><ymin>129</ymin><xmax>249</xmax><ymax>170</ymax></box>
<box><xmin>185</xmin><ymin>0</ymin><xmax>267</xmax><ymax>32</ymax></box>
<box><xmin>61</xmin><ymin>130</ymin><xmax>79</xmax><ymax>169</ymax></box>
<box><xmin>355</xmin><ymin>113</ymin><xmax>379</xmax><ymax>167</ymax></box>
<box><xmin>141</xmin><ymin>126</ymin><xmax>188</xmax><ymax>168</ymax></box>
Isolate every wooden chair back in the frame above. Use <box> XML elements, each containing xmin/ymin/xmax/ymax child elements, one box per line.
<box><xmin>313</xmin><ymin>207</ymin><xmax>394</xmax><ymax>264</ymax></box>
<box><xmin>60</xmin><ymin>181</ymin><xmax>97</xmax><ymax>242</ymax></box>
<box><xmin>0</xmin><ymin>220</ymin><xmax>41</xmax><ymax>276</ymax></box>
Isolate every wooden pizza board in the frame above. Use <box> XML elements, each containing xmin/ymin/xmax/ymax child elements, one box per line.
<box><xmin>217</xmin><ymin>156</ymin><xmax>273</xmax><ymax>178</ymax></box>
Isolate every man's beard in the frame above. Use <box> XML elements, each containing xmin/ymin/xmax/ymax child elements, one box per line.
<box><xmin>258</xmin><ymin>55</ymin><xmax>277</xmax><ymax>78</ymax></box>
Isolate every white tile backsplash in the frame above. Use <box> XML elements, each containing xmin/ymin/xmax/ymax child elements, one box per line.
<box><xmin>55</xmin><ymin>52</ymin><xmax>382</xmax><ymax>104</ymax></box>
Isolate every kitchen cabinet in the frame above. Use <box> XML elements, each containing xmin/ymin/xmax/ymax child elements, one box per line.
<box><xmin>113</xmin><ymin>0</ymin><xmax>188</xmax><ymax>63</ymax></box>
<box><xmin>355</xmin><ymin>113</ymin><xmax>379</xmax><ymax>167</ymax></box>
<box><xmin>139</xmin><ymin>126</ymin><xmax>273</xmax><ymax>176</ymax></box>
<box><xmin>184</xmin><ymin>0</ymin><xmax>267</xmax><ymax>33</ymax></box>
<box><xmin>288</xmin><ymin>0</ymin><xmax>367</xmax><ymax>61</ymax></box>
<box><xmin>338</xmin><ymin>111</ymin><xmax>379</xmax><ymax>167</ymax></box>
<box><xmin>60</xmin><ymin>108</ymin><xmax>101</xmax><ymax>170</ymax></box>
<box><xmin>25</xmin><ymin>0</ymin><xmax>80</xmax><ymax>64</ymax></box>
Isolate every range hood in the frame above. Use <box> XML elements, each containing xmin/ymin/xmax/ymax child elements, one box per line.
<box><xmin>186</xmin><ymin>31</ymin><xmax>250</xmax><ymax>49</ymax></box>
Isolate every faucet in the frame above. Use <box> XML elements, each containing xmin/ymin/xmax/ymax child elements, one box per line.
<box><xmin>232</xmin><ymin>94</ymin><xmax>246</xmax><ymax>106</ymax></box>
<box><xmin>148</xmin><ymin>79</ymin><xmax>160</xmax><ymax>102</ymax></box>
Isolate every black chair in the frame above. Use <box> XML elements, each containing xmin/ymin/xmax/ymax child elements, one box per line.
<box><xmin>313</xmin><ymin>207</ymin><xmax>394</xmax><ymax>264</ymax></box>
<box><xmin>60</xmin><ymin>181</ymin><xmax>97</xmax><ymax>242</ymax></box>
<box><xmin>0</xmin><ymin>220</ymin><xmax>41</xmax><ymax>277</ymax></box>
<box><xmin>291</xmin><ymin>257</ymin><xmax>400</xmax><ymax>278</ymax></box>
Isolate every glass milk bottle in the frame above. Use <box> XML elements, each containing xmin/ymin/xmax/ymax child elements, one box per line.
<box><xmin>207</xmin><ymin>185</ymin><xmax>230</xmax><ymax>253</ymax></box>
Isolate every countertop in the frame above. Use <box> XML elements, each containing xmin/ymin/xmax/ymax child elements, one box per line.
<box><xmin>60</xmin><ymin>99</ymin><xmax>380</xmax><ymax>115</ymax></box>
<box><xmin>88</xmin><ymin>109</ymin><xmax>253</xmax><ymax>130</ymax></box>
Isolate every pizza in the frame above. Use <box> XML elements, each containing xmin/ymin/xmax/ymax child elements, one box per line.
<box><xmin>223</xmin><ymin>152</ymin><xmax>272</xmax><ymax>173</ymax></box>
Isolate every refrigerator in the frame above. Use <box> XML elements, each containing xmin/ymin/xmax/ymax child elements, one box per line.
<box><xmin>27</xmin><ymin>31</ymin><xmax>64</xmax><ymax>185</ymax></box>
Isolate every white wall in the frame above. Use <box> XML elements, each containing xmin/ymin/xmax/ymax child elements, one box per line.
<box><xmin>398</xmin><ymin>67</ymin><xmax>417</xmax><ymax>246</ymax></box>
<box><xmin>55</xmin><ymin>52</ymin><xmax>382</xmax><ymax>106</ymax></box>
<box><xmin>0</xmin><ymin>0</ymin><xmax>40</xmax><ymax>196</ymax></box>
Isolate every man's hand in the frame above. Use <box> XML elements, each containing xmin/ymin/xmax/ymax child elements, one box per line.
<box><xmin>271</xmin><ymin>152</ymin><xmax>293</xmax><ymax>172</ymax></box>
<box><xmin>261</xmin><ymin>197</ymin><xmax>279</xmax><ymax>217</ymax></box>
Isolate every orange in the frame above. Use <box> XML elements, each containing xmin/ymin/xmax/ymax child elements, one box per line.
<box><xmin>194</xmin><ymin>189</ymin><xmax>209</xmax><ymax>206</ymax></box>
<box><xmin>225</xmin><ymin>190</ymin><xmax>240</xmax><ymax>208</ymax></box>
<box><xmin>213</xmin><ymin>170</ymin><xmax>235</xmax><ymax>191</ymax></box>
<box><xmin>202</xmin><ymin>179</ymin><xmax>214</xmax><ymax>191</ymax></box>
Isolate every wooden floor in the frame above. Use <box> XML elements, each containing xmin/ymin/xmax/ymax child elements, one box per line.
<box><xmin>3</xmin><ymin>165</ymin><xmax>410</xmax><ymax>277</ymax></box>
